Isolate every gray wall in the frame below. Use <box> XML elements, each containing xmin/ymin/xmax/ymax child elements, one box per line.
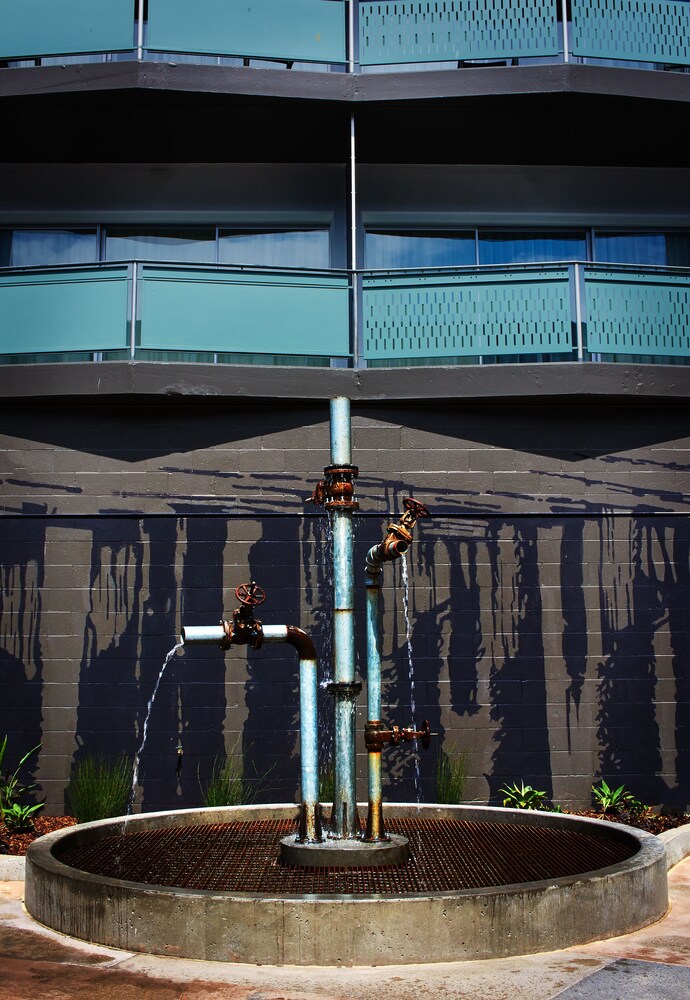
<box><xmin>0</xmin><ymin>399</ymin><xmax>688</xmax><ymax>813</ymax></box>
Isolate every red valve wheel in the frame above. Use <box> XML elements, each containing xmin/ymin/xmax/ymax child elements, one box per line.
<box><xmin>403</xmin><ymin>497</ymin><xmax>430</xmax><ymax>519</ymax></box>
<box><xmin>234</xmin><ymin>582</ymin><xmax>266</xmax><ymax>607</ymax></box>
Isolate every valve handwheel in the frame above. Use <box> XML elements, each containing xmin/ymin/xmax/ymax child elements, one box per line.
<box><xmin>403</xmin><ymin>497</ymin><xmax>430</xmax><ymax>519</ymax></box>
<box><xmin>235</xmin><ymin>582</ymin><xmax>266</xmax><ymax>606</ymax></box>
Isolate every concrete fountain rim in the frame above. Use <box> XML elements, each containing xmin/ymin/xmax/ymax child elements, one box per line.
<box><xmin>26</xmin><ymin>801</ymin><xmax>663</xmax><ymax>900</ymax></box>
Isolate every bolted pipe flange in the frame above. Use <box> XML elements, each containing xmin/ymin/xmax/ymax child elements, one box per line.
<box><xmin>309</xmin><ymin>464</ymin><xmax>360</xmax><ymax>511</ymax></box>
<box><xmin>325</xmin><ymin>681</ymin><xmax>362</xmax><ymax>699</ymax></box>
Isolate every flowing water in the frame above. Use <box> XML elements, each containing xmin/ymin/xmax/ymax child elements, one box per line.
<box><xmin>400</xmin><ymin>557</ymin><xmax>421</xmax><ymax>801</ymax></box>
<box><xmin>128</xmin><ymin>642</ymin><xmax>183</xmax><ymax>813</ymax></box>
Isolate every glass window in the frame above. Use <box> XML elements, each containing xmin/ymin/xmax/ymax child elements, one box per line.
<box><xmin>218</xmin><ymin>229</ymin><xmax>329</xmax><ymax>268</ymax></box>
<box><xmin>478</xmin><ymin>231</ymin><xmax>586</xmax><ymax>265</ymax></box>
<box><xmin>366</xmin><ymin>230</ymin><xmax>475</xmax><ymax>269</ymax></box>
<box><xmin>2</xmin><ymin>229</ymin><xmax>98</xmax><ymax>267</ymax></box>
<box><xmin>595</xmin><ymin>232</ymin><xmax>690</xmax><ymax>267</ymax></box>
<box><xmin>105</xmin><ymin>228</ymin><xmax>216</xmax><ymax>263</ymax></box>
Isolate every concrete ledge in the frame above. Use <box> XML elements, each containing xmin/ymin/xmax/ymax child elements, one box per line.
<box><xmin>659</xmin><ymin>823</ymin><xmax>690</xmax><ymax>869</ymax></box>
<box><xmin>25</xmin><ymin>804</ymin><xmax>669</xmax><ymax>965</ymax></box>
<box><xmin>3</xmin><ymin>361</ymin><xmax>690</xmax><ymax>403</ymax></box>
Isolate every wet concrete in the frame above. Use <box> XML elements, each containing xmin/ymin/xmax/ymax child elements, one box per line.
<box><xmin>0</xmin><ymin>857</ymin><xmax>689</xmax><ymax>999</ymax></box>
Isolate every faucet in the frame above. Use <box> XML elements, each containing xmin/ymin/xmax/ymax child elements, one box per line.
<box><xmin>364</xmin><ymin>498</ymin><xmax>434</xmax><ymax>842</ymax></box>
<box><xmin>181</xmin><ymin>582</ymin><xmax>323</xmax><ymax>844</ymax></box>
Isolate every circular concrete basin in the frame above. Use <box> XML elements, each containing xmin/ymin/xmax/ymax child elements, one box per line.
<box><xmin>25</xmin><ymin>803</ymin><xmax>668</xmax><ymax>966</ymax></box>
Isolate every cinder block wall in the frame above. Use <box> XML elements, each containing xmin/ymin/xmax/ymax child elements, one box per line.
<box><xmin>1</xmin><ymin>399</ymin><xmax>688</xmax><ymax>813</ymax></box>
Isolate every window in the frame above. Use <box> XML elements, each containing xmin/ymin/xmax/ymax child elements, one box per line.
<box><xmin>478</xmin><ymin>231</ymin><xmax>586</xmax><ymax>265</ymax></box>
<box><xmin>105</xmin><ymin>227</ymin><xmax>216</xmax><ymax>263</ymax></box>
<box><xmin>365</xmin><ymin>230</ymin><xmax>474</xmax><ymax>269</ymax></box>
<box><xmin>0</xmin><ymin>229</ymin><xmax>98</xmax><ymax>267</ymax></box>
<box><xmin>594</xmin><ymin>232</ymin><xmax>690</xmax><ymax>267</ymax></box>
<box><xmin>218</xmin><ymin>229</ymin><xmax>330</xmax><ymax>268</ymax></box>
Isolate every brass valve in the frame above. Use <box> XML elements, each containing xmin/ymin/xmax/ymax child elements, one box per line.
<box><xmin>368</xmin><ymin>498</ymin><xmax>430</xmax><ymax>568</ymax></box>
<box><xmin>365</xmin><ymin>719</ymin><xmax>434</xmax><ymax>753</ymax></box>
<box><xmin>309</xmin><ymin>464</ymin><xmax>359</xmax><ymax>512</ymax></box>
<box><xmin>219</xmin><ymin>582</ymin><xmax>265</xmax><ymax>650</ymax></box>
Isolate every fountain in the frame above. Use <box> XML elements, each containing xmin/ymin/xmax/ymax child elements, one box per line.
<box><xmin>25</xmin><ymin>397</ymin><xmax>668</xmax><ymax>965</ymax></box>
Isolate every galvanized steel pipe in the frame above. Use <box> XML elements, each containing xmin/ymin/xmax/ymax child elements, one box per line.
<box><xmin>364</xmin><ymin>567</ymin><xmax>385</xmax><ymax>841</ymax></box>
<box><xmin>329</xmin><ymin>396</ymin><xmax>358</xmax><ymax>838</ymax></box>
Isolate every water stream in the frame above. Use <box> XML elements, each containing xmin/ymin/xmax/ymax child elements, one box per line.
<box><xmin>400</xmin><ymin>557</ymin><xmax>421</xmax><ymax>801</ymax></box>
<box><xmin>128</xmin><ymin>642</ymin><xmax>183</xmax><ymax>813</ymax></box>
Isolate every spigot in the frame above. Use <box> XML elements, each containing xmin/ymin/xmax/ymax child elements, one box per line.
<box><xmin>367</xmin><ymin>497</ymin><xmax>430</xmax><ymax>571</ymax></box>
<box><xmin>181</xmin><ymin>581</ymin><xmax>266</xmax><ymax>649</ymax></box>
<box><xmin>176</xmin><ymin>740</ymin><xmax>183</xmax><ymax>776</ymax></box>
<box><xmin>364</xmin><ymin>719</ymin><xmax>435</xmax><ymax>753</ymax></box>
<box><xmin>308</xmin><ymin>464</ymin><xmax>359</xmax><ymax>512</ymax></box>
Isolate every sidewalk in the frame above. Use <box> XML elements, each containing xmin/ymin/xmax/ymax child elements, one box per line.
<box><xmin>0</xmin><ymin>855</ymin><xmax>688</xmax><ymax>999</ymax></box>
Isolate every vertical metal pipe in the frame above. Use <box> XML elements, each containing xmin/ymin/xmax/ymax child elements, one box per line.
<box><xmin>365</xmin><ymin>568</ymin><xmax>385</xmax><ymax>841</ymax></box>
<box><xmin>137</xmin><ymin>0</ymin><xmax>144</xmax><ymax>60</ymax></box>
<box><xmin>574</xmin><ymin>263</ymin><xmax>584</xmax><ymax>361</ymax></box>
<box><xmin>329</xmin><ymin>397</ymin><xmax>358</xmax><ymax>838</ymax></box>
<box><xmin>298</xmin><ymin>655</ymin><xmax>321</xmax><ymax>841</ymax></box>
<box><xmin>561</xmin><ymin>0</ymin><xmax>570</xmax><ymax>62</ymax></box>
<box><xmin>347</xmin><ymin>0</ymin><xmax>355</xmax><ymax>73</ymax></box>
<box><xmin>130</xmin><ymin>262</ymin><xmax>138</xmax><ymax>359</ymax></box>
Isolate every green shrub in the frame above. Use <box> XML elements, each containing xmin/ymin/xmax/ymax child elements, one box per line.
<box><xmin>66</xmin><ymin>754</ymin><xmax>132</xmax><ymax>823</ymax></box>
<box><xmin>0</xmin><ymin>736</ymin><xmax>43</xmax><ymax>831</ymax></box>
<box><xmin>592</xmin><ymin>779</ymin><xmax>641</xmax><ymax>815</ymax></box>
<box><xmin>500</xmin><ymin>781</ymin><xmax>548</xmax><ymax>810</ymax></box>
<box><xmin>200</xmin><ymin>752</ymin><xmax>247</xmax><ymax>807</ymax></box>
<box><xmin>434</xmin><ymin>745</ymin><xmax>470</xmax><ymax>804</ymax></box>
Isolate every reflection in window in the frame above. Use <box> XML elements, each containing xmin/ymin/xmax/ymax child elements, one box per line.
<box><xmin>105</xmin><ymin>228</ymin><xmax>216</xmax><ymax>263</ymax></box>
<box><xmin>218</xmin><ymin>229</ymin><xmax>329</xmax><ymax>268</ymax></box>
<box><xmin>595</xmin><ymin>232</ymin><xmax>690</xmax><ymax>267</ymax></box>
<box><xmin>1</xmin><ymin>229</ymin><xmax>98</xmax><ymax>267</ymax></box>
<box><xmin>478</xmin><ymin>231</ymin><xmax>586</xmax><ymax>265</ymax></box>
<box><xmin>366</xmin><ymin>230</ymin><xmax>475</xmax><ymax>268</ymax></box>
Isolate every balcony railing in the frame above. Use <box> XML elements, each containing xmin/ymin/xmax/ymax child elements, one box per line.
<box><xmin>1</xmin><ymin>261</ymin><xmax>689</xmax><ymax>367</ymax></box>
<box><xmin>1</xmin><ymin>0</ymin><xmax>689</xmax><ymax>71</ymax></box>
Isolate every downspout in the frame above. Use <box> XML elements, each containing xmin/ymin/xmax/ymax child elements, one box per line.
<box><xmin>181</xmin><ymin>584</ymin><xmax>323</xmax><ymax>843</ymax></box>
<box><xmin>363</xmin><ymin>499</ymin><xmax>431</xmax><ymax>842</ymax></box>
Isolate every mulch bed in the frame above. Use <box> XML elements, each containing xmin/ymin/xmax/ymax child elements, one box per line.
<box><xmin>2</xmin><ymin>810</ymin><xmax>688</xmax><ymax>857</ymax></box>
<box><xmin>0</xmin><ymin>815</ymin><xmax>77</xmax><ymax>856</ymax></box>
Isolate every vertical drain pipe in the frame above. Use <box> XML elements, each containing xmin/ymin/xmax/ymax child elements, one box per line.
<box><xmin>330</xmin><ymin>396</ymin><xmax>359</xmax><ymax>838</ymax></box>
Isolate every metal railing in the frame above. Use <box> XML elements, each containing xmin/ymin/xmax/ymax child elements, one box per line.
<box><xmin>1</xmin><ymin>260</ymin><xmax>689</xmax><ymax>367</ymax></box>
<box><xmin>1</xmin><ymin>0</ymin><xmax>689</xmax><ymax>72</ymax></box>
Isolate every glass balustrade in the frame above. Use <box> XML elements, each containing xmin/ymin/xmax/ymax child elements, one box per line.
<box><xmin>1</xmin><ymin>0</ymin><xmax>688</xmax><ymax>71</ymax></box>
<box><xmin>1</xmin><ymin>260</ymin><xmax>688</xmax><ymax>366</ymax></box>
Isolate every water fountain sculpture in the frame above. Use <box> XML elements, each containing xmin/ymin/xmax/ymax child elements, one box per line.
<box><xmin>25</xmin><ymin>397</ymin><xmax>669</xmax><ymax>966</ymax></box>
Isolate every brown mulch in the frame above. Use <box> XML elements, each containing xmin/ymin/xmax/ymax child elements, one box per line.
<box><xmin>573</xmin><ymin>809</ymin><xmax>690</xmax><ymax>835</ymax></box>
<box><xmin>0</xmin><ymin>815</ymin><xmax>77</xmax><ymax>856</ymax></box>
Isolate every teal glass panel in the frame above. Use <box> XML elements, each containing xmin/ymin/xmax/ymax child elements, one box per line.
<box><xmin>139</xmin><ymin>266</ymin><xmax>350</xmax><ymax>356</ymax></box>
<box><xmin>0</xmin><ymin>0</ymin><xmax>134</xmax><ymax>60</ymax></box>
<box><xmin>0</xmin><ymin>267</ymin><xmax>130</xmax><ymax>355</ymax></box>
<box><xmin>147</xmin><ymin>0</ymin><xmax>346</xmax><ymax>63</ymax></box>
<box><xmin>584</xmin><ymin>269</ymin><xmax>690</xmax><ymax>358</ymax></box>
<box><xmin>572</xmin><ymin>0</ymin><xmax>690</xmax><ymax>66</ymax></box>
<box><xmin>359</xmin><ymin>0</ymin><xmax>559</xmax><ymax>66</ymax></box>
<box><xmin>362</xmin><ymin>268</ymin><xmax>573</xmax><ymax>359</ymax></box>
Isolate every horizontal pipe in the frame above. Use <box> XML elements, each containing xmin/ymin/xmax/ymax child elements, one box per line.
<box><xmin>180</xmin><ymin>625</ymin><xmax>225</xmax><ymax>645</ymax></box>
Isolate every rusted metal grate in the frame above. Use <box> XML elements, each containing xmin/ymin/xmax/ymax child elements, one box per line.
<box><xmin>54</xmin><ymin>817</ymin><xmax>637</xmax><ymax>895</ymax></box>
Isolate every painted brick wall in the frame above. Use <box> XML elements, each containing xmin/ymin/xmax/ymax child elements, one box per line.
<box><xmin>0</xmin><ymin>399</ymin><xmax>688</xmax><ymax>813</ymax></box>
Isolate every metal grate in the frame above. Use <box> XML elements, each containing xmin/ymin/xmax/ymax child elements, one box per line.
<box><xmin>54</xmin><ymin>816</ymin><xmax>637</xmax><ymax>895</ymax></box>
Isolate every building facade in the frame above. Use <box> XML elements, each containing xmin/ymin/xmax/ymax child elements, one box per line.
<box><xmin>1</xmin><ymin>0</ymin><xmax>689</xmax><ymax>813</ymax></box>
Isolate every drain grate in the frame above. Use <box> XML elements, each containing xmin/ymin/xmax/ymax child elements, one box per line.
<box><xmin>54</xmin><ymin>817</ymin><xmax>637</xmax><ymax>895</ymax></box>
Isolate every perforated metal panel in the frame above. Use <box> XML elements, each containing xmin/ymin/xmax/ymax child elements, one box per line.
<box><xmin>359</xmin><ymin>0</ymin><xmax>559</xmax><ymax>65</ymax></box>
<box><xmin>0</xmin><ymin>266</ymin><xmax>130</xmax><ymax>354</ymax></box>
<box><xmin>585</xmin><ymin>269</ymin><xmax>690</xmax><ymax>357</ymax></box>
<box><xmin>571</xmin><ymin>0</ymin><xmax>690</xmax><ymax>65</ymax></box>
<box><xmin>362</xmin><ymin>269</ymin><xmax>573</xmax><ymax>360</ymax></box>
<box><xmin>140</xmin><ymin>266</ymin><xmax>351</xmax><ymax>356</ymax></box>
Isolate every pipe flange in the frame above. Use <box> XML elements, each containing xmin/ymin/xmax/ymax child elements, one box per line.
<box><xmin>325</xmin><ymin>681</ymin><xmax>362</xmax><ymax>699</ymax></box>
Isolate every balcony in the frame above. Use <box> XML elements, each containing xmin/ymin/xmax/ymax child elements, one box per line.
<box><xmin>1</xmin><ymin>0</ymin><xmax>689</xmax><ymax>73</ymax></box>
<box><xmin>2</xmin><ymin>261</ymin><xmax>689</xmax><ymax>368</ymax></box>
